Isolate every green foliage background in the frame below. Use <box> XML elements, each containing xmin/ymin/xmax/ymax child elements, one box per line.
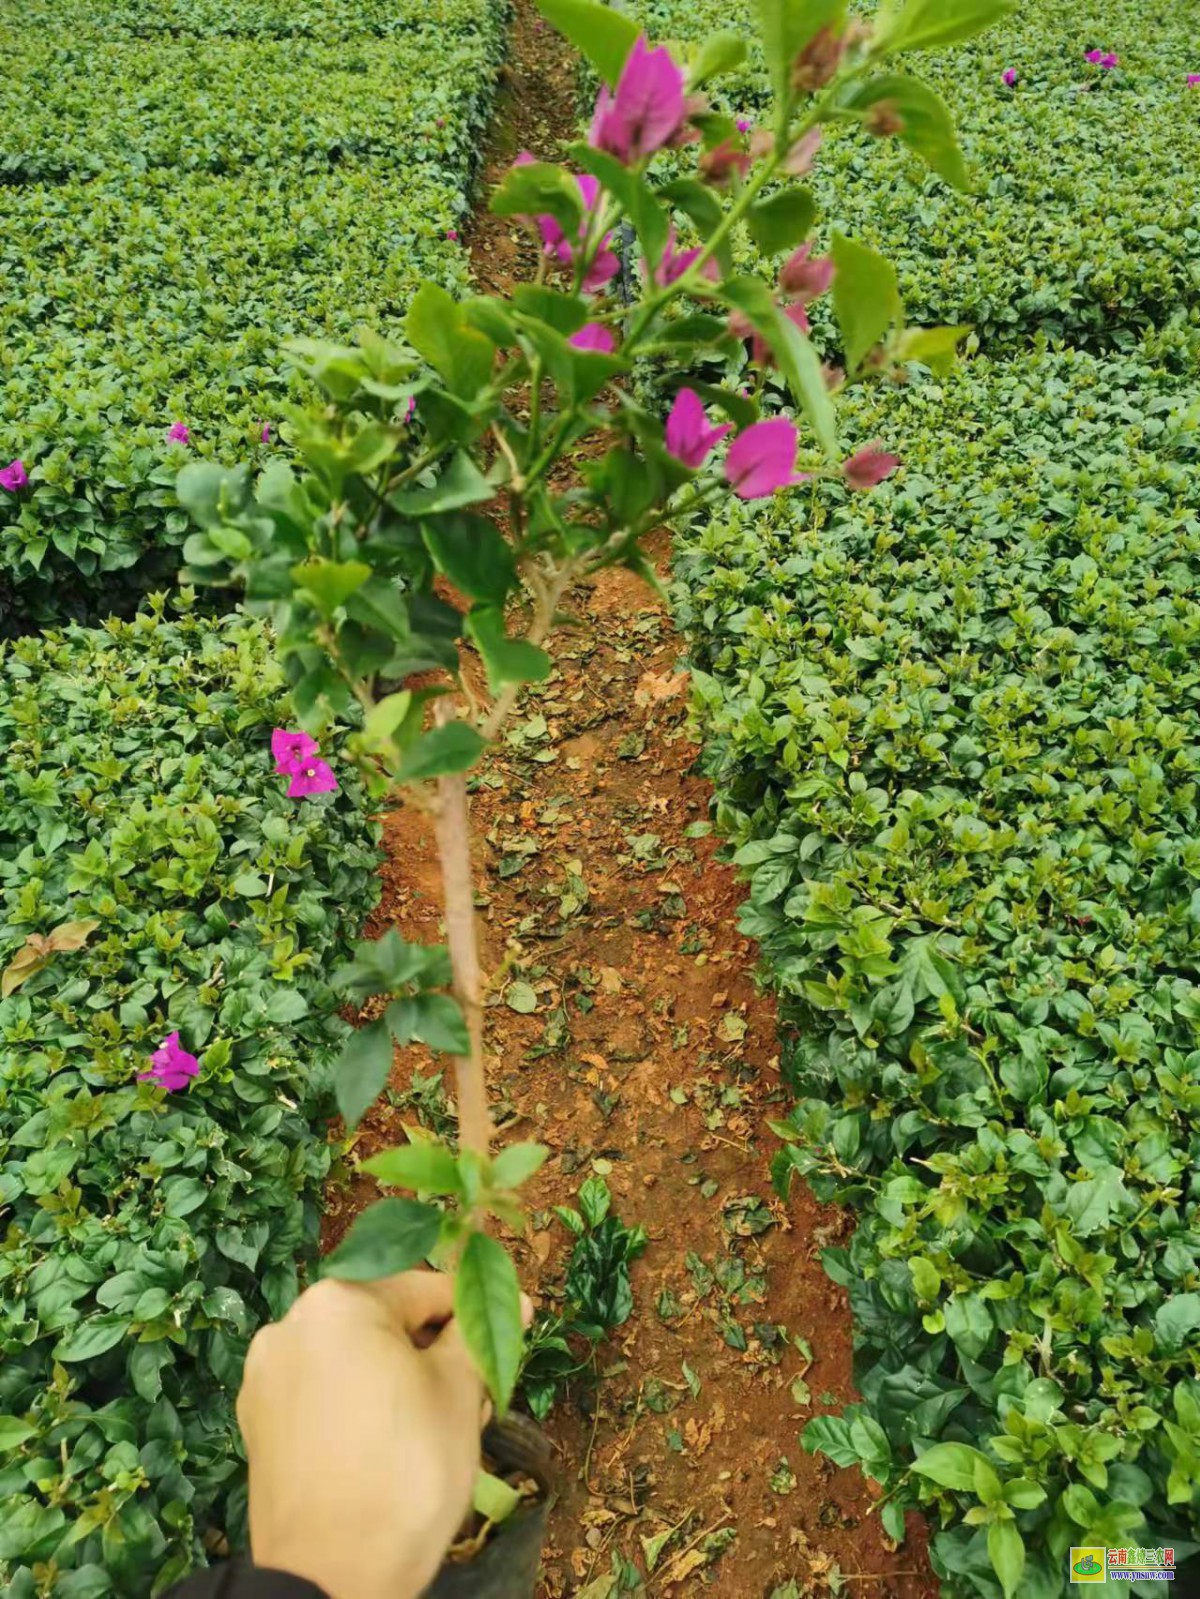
<box><xmin>0</xmin><ymin>0</ymin><xmax>509</xmax><ymax>634</ymax></box>
<box><xmin>0</xmin><ymin>604</ymin><xmax>381</xmax><ymax>1594</ymax></box>
<box><xmin>620</xmin><ymin>0</ymin><xmax>1200</xmax><ymax>1592</ymax></box>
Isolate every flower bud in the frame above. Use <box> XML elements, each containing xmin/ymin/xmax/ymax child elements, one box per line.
<box><xmin>790</xmin><ymin>26</ymin><xmax>845</xmax><ymax>93</ymax></box>
<box><xmin>864</xmin><ymin>100</ymin><xmax>905</xmax><ymax>137</ymax></box>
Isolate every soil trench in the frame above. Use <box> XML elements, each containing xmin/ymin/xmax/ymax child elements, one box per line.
<box><xmin>322</xmin><ymin>4</ymin><xmax>937</xmax><ymax>1594</ymax></box>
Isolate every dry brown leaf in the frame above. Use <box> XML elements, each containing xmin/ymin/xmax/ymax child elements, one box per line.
<box><xmin>662</xmin><ymin>1547</ymin><xmax>710</xmax><ymax>1586</ymax></box>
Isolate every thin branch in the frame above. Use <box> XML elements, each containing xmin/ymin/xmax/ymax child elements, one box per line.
<box><xmin>432</xmin><ymin>699</ymin><xmax>492</xmax><ymax>1158</ymax></box>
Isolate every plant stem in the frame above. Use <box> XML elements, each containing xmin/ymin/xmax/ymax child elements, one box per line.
<box><xmin>480</xmin><ymin>557</ymin><xmax>577</xmax><ymax>742</ymax></box>
<box><xmin>432</xmin><ymin>698</ymin><xmax>492</xmax><ymax>1158</ymax></box>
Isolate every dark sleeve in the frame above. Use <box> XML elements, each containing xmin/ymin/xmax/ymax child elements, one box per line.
<box><xmin>166</xmin><ymin>1559</ymin><xmax>331</xmax><ymax>1599</ymax></box>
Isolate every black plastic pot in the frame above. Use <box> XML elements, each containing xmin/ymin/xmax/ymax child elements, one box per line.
<box><xmin>423</xmin><ymin>1413</ymin><xmax>556</xmax><ymax>1599</ymax></box>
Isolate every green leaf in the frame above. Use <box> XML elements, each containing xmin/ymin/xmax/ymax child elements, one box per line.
<box><xmin>532</xmin><ymin>0</ymin><xmax>638</xmax><ymax>85</ymax></box>
<box><xmin>396</xmin><ymin>722</ymin><xmax>487</xmax><ymax>784</ymax></box>
<box><xmin>473</xmin><ymin>1468</ymin><xmax>523</xmax><ymax>1525</ymax></box>
<box><xmin>577</xmin><ymin>1176</ymin><xmax>611</xmax><ymax>1228</ymax></box>
<box><xmin>0</xmin><ymin>1418</ymin><xmax>35</xmax><ymax>1450</ymax></box>
<box><xmin>722</xmin><ymin>276</ymin><xmax>836</xmax><ymax>455</ymax></box>
<box><xmin>364</xmin><ymin>692</ymin><xmax>414</xmax><ymax>749</ymax></box>
<box><xmin>895</xmin><ymin>324</ymin><xmax>970</xmax><ymax>374</ymax></box>
<box><xmin>333</xmin><ymin>929</ymin><xmax>447</xmax><ymax>1000</ymax></box>
<box><xmin>422</xmin><ymin>514</ymin><xmax>515</xmax><ymax>605</ymax></box>
<box><xmin>843</xmin><ymin>76</ymin><xmax>971</xmax><ymax>190</ymax></box>
<box><xmin>1003</xmin><ymin>1479</ymin><xmax>1046</xmax><ymax>1510</ymax></box>
<box><xmin>364</xmin><ymin>1140</ymin><xmax>464</xmax><ymax>1195</ymax></box>
<box><xmin>386</xmin><ymin>992</ymin><xmax>471</xmax><ymax>1056</ymax></box>
<box><xmin>1155</xmin><ymin>1292</ymin><xmax>1200</xmax><ymax>1354</ymax></box>
<box><xmin>54</xmin><ymin>1314</ymin><xmax>130</xmax><ymax>1363</ymax></box>
<box><xmin>391</xmin><ymin>452</ymin><xmax>495</xmax><ymax>516</ymax></box>
<box><xmin>830</xmin><ymin>231</ymin><xmax>901</xmax><ymax>372</ymax></box>
<box><xmin>290</xmin><ymin>558</ymin><xmax>371</xmax><ymax>616</ymax></box>
<box><xmin>688</xmin><ymin>31</ymin><xmax>748</xmax><ymax>88</ymax></box>
<box><xmin>491</xmin><ymin>160</ymin><xmax>585</xmax><ymax>237</ymax></box>
<box><xmin>512</xmin><ymin>285</ymin><xmax>589</xmax><ymax>335</ymax></box>
<box><xmin>323</xmin><ymin>1199</ymin><xmax>443</xmax><ymax>1281</ymax></box>
<box><xmin>880</xmin><ymin>0</ymin><xmax>1015</xmax><ymax>53</ymax></box>
<box><xmin>335</xmin><ymin>1020</ymin><xmax>393</xmax><ymax>1129</ymax></box>
<box><xmin>909</xmin><ymin>1256</ymin><xmax>940</xmax><ymax>1300</ymax></box>
<box><xmin>1063</xmin><ymin>1165</ymin><xmax>1130</xmax><ymax>1238</ymax></box>
<box><xmin>491</xmin><ymin>1141</ymin><xmax>550</xmax><ymax>1190</ymax></box>
<box><xmin>987</xmin><ymin>1519</ymin><xmax>1025</xmax><ymax>1599</ymax></box>
<box><xmin>405</xmin><ymin>283</ymin><xmax>495</xmax><ymax>399</ymax></box>
<box><xmin>802</xmin><ymin>1413</ymin><xmax>858</xmax><ymax>1467</ymax></box>
<box><xmin>746</xmin><ymin>188</ymin><xmax>817</xmax><ymax>256</ymax></box>
<box><xmin>912</xmin><ymin>1441</ymin><xmax>991</xmax><ymax>1490</ymax></box>
<box><xmin>754</xmin><ymin>0</ymin><xmax>846</xmax><ymax>106</ymax></box>
<box><xmin>455</xmin><ymin>1231</ymin><xmax>525</xmax><ymax>1413</ymax></box>
<box><xmin>466</xmin><ymin>607</ymin><xmax>552</xmax><ymax>691</ymax></box>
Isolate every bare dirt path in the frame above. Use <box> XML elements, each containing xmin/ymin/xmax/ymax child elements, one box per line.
<box><xmin>322</xmin><ymin>4</ymin><xmax>937</xmax><ymax>1594</ymax></box>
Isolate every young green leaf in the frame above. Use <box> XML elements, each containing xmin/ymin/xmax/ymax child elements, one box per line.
<box><xmin>396</xmin><ymin>722</ymin><xmax>487</xmax><ymax>784</ymax></box>
<box><xmin>491</xmin><ymin>1142</ymin><xmax>550</xmax><ymax>1191</ymax></box>
<box><xmin>473</xmin><ymin>1468</ymin><xmax>523</xmax><ymax>1525</ymax></box>
<box><xmin>746</xmin><ymin>188</ymin><xmax>817</xmax><ymax>256</ymax></box>
<box><xmin>830</xmin><ymin>231</ymin><xmax>901</xmax><ymax>372</ymax></box>
<box><xmin>405</xmin><ymin>284</ymin><xmax>496</xmax><ymax>399</ymax></box>
<box><xmin>987</xmin><ymin>1518</ymin><xmax>1025</xmax><ymax>1599</ymax></box>
<box><xmin>879</xmin><ymin>0</ymin><xmax>1016</xmax><ymax>54</ymax></box>
<box><xmin>363</xmin><ymin>1141</ymin><xmax>464</xmax><ymax>1195</ymax></box>
<box><xmin>335</xmin><ymin>1020</ymin><xmax>394</xmax><ymax>1129</ymax></box>
<box><xmin>455</xmin><ymin>1231</ymin><xmax>525</xmax><ymax>1413</ymax></box>
<box><xmin>687</xmin><ymin>31</ymin><xmax>748</xmax><ymax>89</ymax></box>
<box><xmin>532</xmin><ymin>0</ymin><xmax>638</xmax><ymax>85</ymax></box>
<box><xmin>911</xmin><ymin>1441</ymin><xmax>992</xmax><ymax>1490</ymax></box>
<box><xmin>843</xmin><ymin>76</ymin><xmax>971</xmax><ymax>190</ymax></box>
<box><xmin>323</xmin><ymin>1198</ymin><xmax>443</xmax><ymax>1281</ymax></box>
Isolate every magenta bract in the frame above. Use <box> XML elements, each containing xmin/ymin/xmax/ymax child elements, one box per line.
<box><xmin>139</xmin><ymin>1031</ymin><xmax>200</xmax><ymax>1092</ymax></box>
<box><xmin>843</xmin><ymin>444</ymin><xmax>901</xmax><ymax>491</ymax></box>
<box><xmin>590</xmin><ymin>35</ymin><xmax>686</xmax><ymax>164</ymax></box>
<box><xmin>725</xmin><ymin>419</ymin><xmax>809</xmax><ymax>500</ymax></box>
<box><xmin>0</xmin><ymin>458</ymin><xmax>28</xmax><ymax>491</ymax></box>
<box><xmin>664</xmin><ymin>388</ymin><xmax>731</xmax><ymax>469</ymax></box>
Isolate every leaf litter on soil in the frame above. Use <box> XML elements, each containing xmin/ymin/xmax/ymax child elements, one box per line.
<box><xmin>320</xmin><ymin>2</ymin><xmax>938</xmax><ymax>1594</ymax></box>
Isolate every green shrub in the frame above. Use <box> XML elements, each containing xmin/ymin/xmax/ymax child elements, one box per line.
<box><xmin>629</xmin><ymin>0</ymin><xmax>1200</xmax><ymax>347</ymax></box>
<box><xmin>672</xmin><ymin>335</ymin><xmax>1200</xmax><ymax>1594</ymax></box>
<box><xmin>0</xmin><ymin>602</ymin><xmax>380</xmax><ymax>1596</ymax></box>
<box><xmin>0</xmin><ymin>0</ymin><xmax>508</xmax><ymax>633</ymax></box>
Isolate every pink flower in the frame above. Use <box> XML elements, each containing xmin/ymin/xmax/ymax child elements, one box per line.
<box><xmin>699</xmin><ymin>137</ymin><xmax>751</xmax><ymax>185</ymax></box>
<box><xmin>1188</xmin><ymin>74</ymin><xmax>1200</xmax><ymax>86</ymax></box>
<box><xmin>404</xmin><ymin>395</ymin><xmax>416</xmax><ymax>423</ymax></box>
<box><xmin>664</xmin><ymin>388</ymin><xmax>731</xmax><ymax>469</ymax></box>
<box><xmin>569</xmin><ymin>323</ymin><xmax>617</xmax><ymax>353</ymax></box>
<box><xmin>167</xmin><ymin>421</ymin><xmax>190</xmax><ymax>445</ymax></box>
<box><xmin>1084</xmin><ymin>49</ymin><xmax>1104</xmax><ymax>63</ymax></box>
<box><xmin>1001</xmin><ymin>68</ymin><xmax>1017</xmax><ymax>87</ymax></box>
<box><xmin>783</xmin><ymin>127</ymin><xmax>822</xmax><ymax>176</ymax></box>
<box><xmin>535</xmin><ymin>172</ymin><xmax>620</xmax><ymax>293</ymax></box>
<box><xmin>725</xmin><ymin>419</ymin><xmax>809</xmax><ymax>500</ymax></box>
<box><xmin>736</xmin><ymin>117</ymin><xmax>752</xmax><ymax>133</ymax></box>
<box><xmin>654</xmin><ymin>223</ymin><xmax>720</xmax><ymax>287</ymax></box>
<box><xmin>779</xmin><ymin>244</ymin><xmax>834</xmax><ymax>302</ymax></box>
<box><xmin>288</xmin><ymin>759</ymin><xmax>339</xmax><ymax>799</ymax></box>
<box><xmin>590</xmin><ymin>35</ymin><xmax>686</xmax><ymax>163</ymax></box>
<box><xmin>446</xmin><ymin>228</ymin><xmax>459</xmax><ymax>241</ymax></box>
<box><xmin>272</xmin><ymin>727</ymin><xmax>319</xmax><ymax>773</ymax></box>
<box><xmin>0</xmin><ymin>458</ymin><xmax>28</xmax><ymax>492</ymax></box>
<box><xmin>1100</xmin><ymin>52</ymin><xmax>1119</xmax><ymax>68</ymax></box>
<box><xmin>843</xmin><ymin>443</ymin><xmax>900</xmax><ymax>491</ymax></box>
<box><xmin>260</xmin><ymin>422</ymin><xmax>271</xmax><ymax>443</ymax></box>
<box><xmin>139</xmin><ymin>1032</ymin><xmax>200</xmax><ymax>1093</ymax></box>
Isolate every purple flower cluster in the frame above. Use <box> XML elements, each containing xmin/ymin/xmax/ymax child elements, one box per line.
<box><xmin>139</xmin><ymin>1031</ymin><xmax>200</xmax><ymax>1092</ymax></box>
<box><xmin>272</xmin><ymin>728</ymin><xmax>338</xmax><ymax>798</ymax></box>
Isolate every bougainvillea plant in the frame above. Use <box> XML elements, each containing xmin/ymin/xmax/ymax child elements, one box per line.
<box><xmin>178</xmin><ymin>0</ymin><xmax>1008</xmax><ymax>1434</ymax></box>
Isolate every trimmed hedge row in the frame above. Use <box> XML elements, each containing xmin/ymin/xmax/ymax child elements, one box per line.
<box><xmin>0</xmin><ymin>0</ymin><xmax>508</xmax><ymax>634</ymax></box>
<box><xmin>0</xmin><ymin>604</ymin><xmax>381</xmax><ymax>1596</ymax></box>
<box><xmin>673</xmin><ymin>334</ymin><xmax>1200</xmax><ymax>1594</ymax></box>
<box><xmin>10</xmin><ymin>0</ymin><xmax>493</xmax><ymax>41</ymax></box>
<box><xmin>632</xmin><ymin>0</ymin><xmax>1200</xmax><ymax>348</ymax></box>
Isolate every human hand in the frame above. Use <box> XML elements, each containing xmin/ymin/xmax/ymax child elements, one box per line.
<box><xmin>237</xmin><ymin>1270</ymin><xmax>488</xmax><ymax>1599</ymax></box>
